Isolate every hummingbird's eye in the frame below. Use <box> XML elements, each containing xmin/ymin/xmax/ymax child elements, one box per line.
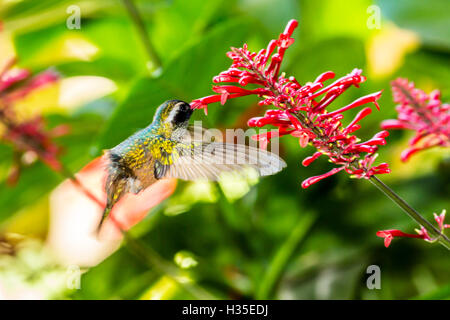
<box><xmin>168</xmin><ymin>101</ymin><xmax>193</xmax><ymax>125</ymax></box>
<box><xmin>175</xmin><ymin>102</ymin><xmax>190</xmax><ymax>112</ymax></box>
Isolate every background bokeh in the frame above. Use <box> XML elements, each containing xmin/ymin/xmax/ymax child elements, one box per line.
<box><xmin>0</xmin><ymin>0</ymin><xmax>449</xmax><ymax>300</ymax></box>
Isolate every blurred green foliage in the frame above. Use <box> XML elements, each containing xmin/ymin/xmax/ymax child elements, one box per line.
<box><xmin>0</xmin><ymin>0</ymin><xmax>449</xmax><ymax>300</ymax></box>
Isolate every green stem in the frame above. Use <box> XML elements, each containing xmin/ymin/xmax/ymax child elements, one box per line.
<box><xmin>369</xmin><ymin>175</ymin><xmax>450</xmax><ymax>250</ymax></box>
<box><xmin>256</xmin><ymin>212</ymin><xmax>316</xmax><ymax>299</ymax></box>
<box><xmin>121</xmin><ymin>0</ymin><xmax>162</xmax><ymax>72</ymax></box>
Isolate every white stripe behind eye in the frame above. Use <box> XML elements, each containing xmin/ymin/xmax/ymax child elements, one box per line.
<box><xmin>166</xmin><ymin>102</ymin><xmax>186</xmax><ymax>123</ymax></box>
<box><xmin>166</xmin><ymin>107</ymin><xmax>179</xmax><ymax>123</ymax></box>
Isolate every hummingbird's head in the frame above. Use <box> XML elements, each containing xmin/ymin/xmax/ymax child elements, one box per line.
<box><xmin>154</xmin><ymin>100</ymin><xmax>193</xmax><ymax>129</ymax></box>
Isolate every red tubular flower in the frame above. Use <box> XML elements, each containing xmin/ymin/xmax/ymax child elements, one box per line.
<box><xmin>377</xmin><ymin>210</ymin><xmax>449</xmax><ymax>247</ymax></box>
<box><xmin>376</xmin><ymin>229</ymin><xmax>427</xmax><ymax>248</ymax></box>
<box><xmin>301</xmin><ymin>167</ymin><xmax>344</xmax><ymax>189</ymax></box>
<box><xmin>381</xmin><ymin>78</ymin><xmax>450</xmax><ymax>161</ymax></box>
<box><xmin>191</xmin><ymin>19</ymin><xmax>390</xmax><ymax>188</ymax></box>
<box><xmin>0</xmin><ymin>57</ymin><xmax>66</xmax><ymax>184</ymax></box>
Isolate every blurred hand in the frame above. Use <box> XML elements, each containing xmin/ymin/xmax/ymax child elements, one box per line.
<box><xmin>46</xmin><ymin>156</ymin><xmax>177</xmax><ymax>267</ymax></box>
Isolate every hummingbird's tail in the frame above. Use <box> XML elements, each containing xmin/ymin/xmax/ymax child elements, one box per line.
<box><xmin>96</xmin><ymin>206</ymin><xmax>111</xmax><ymax>235</ymax></box>
<box><xmin>97</xmin><ymin>152</ymin><xmax>129</xmax><ymax>235</ymax></box>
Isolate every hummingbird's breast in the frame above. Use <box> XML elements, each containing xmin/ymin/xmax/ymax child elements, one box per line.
<box><xmin>109</xmin><ymin>121</ymin><xmax>177</xmax><ymax>173</ymax></box>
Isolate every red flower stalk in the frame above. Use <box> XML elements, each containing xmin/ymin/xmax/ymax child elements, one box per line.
<box><xmin>2</xmin><ymin>116</ymin><xmax>68</xmax><ymax>170</ymax></box>
<box><xmin>377</xmin><ymin>210</ymin><xmax>449</xmax><ymax>247</ymax></box>
<box><xmin>381</xmin><ymin>78</ymin><xmax>450</xmax><ymax>161</ymax></box>
<box><xmin>0</xmin><ymin>57</ymin><xmax>66</xmax><ymax>184</ymax></box>
<box><xmin>191</xmin><ymin>19</ymin><xmax>390</xmax><ymax>188</ymax></box>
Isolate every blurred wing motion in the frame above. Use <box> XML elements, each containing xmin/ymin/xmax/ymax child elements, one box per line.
<box><xmin>154</xmin><ymin>141</ymin><xmax>286</xmax><ymax>181</ymax></box>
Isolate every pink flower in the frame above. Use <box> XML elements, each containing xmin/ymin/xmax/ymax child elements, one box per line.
<box><xmin>0</xmin><ymin>59</ymin><xmax>30</xmax><ymax>92</ymax></box>
<box><xmin>381</xmin><ymin>78</ymin><xmax>450</xmax><ymax>161</ymax></box>
<box><xmin>0</xmin><ymin>58</ymin><xmax>59</xmax><ymax>102</ymax></box>
<box><xmin>377</xmin><ymin>210</ymin><xmax>449</xmax><ymax>247</ymax></box>
<box><xmin>3</xmin><ymin>117</ymin><xmax>68</xmax><ymax>171</ymax></box>
<box><xmin>434</xmin><ymin>210</ymin><xmax>450</xmax><ymax>231</ymax></box>
<box><xmin>191</xmin><ymin>19</ymin><xmax>390</xmax><ymax>188</ymax></box>
<box><xmin>0</xmin><ymin>57</ymin><xmax>65</xmax><ymax>184</ymax></box>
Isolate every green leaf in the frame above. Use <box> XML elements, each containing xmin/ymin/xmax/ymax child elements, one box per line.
<box><xmin>0</xmin><ymin>163</ymin><xmax>60</xmax><ymax>224</ymax></box>
<box><xmin>256</xmin><ymin>212</ymin><xmax>316</xmax><ymax>299</ymax></box>
<box><xmin>1</xmin><ymin>0</ymin><xmax>110</xmax><ymax>34</ymax></box>
<box><xmin>289</xmin><ymin>37</ymin><xmax>366</xmax><ymax>84</ymax></box>
<box><xmin>377</xmin><ymin>0</ymin><xmax>450</xmax><ymax>50</ymax></box>
<box><xmin>13</xmin><ymin>17</ymin><xmax>148</xmax><ymax>77</ymax></box>
<box><xmin>413</xmin><ymin>284</ymin><xmax>450</xmax><ymax>300</ymax></box>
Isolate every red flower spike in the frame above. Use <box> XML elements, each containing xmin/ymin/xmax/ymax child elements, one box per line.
<box><xmin>2</xmin><ymin>116</ymin><xmax>66</xmax><ymax>172</ymax></box>
<box><xmin>2</xmin><ymin>69</ymin><xmax>59</xmax><ymax>103</ymax></box>
<box><xmin>191</xmin><ymin>20</ymin><xmax>390</xmax><ymax>187</ymax></box>
<box><xmin>0</xmin><ymin>58</ymin><xmax>65</xmax><ymax>184</ymax></box>
<box><xmin>381</xmin><ymin>78</ymin><xmax>450</xmax><ymax>161</ymax></box>
<box><xmin>0</xmin><ymin>62</ymin><xmax>30</xmax><ymax>92</ymax></box>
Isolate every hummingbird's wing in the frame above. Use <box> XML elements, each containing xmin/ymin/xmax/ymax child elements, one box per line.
<box><xmin>154</xmin><ymin>140</ymin><xmax>286</xmax><ymax>181</ymax></box>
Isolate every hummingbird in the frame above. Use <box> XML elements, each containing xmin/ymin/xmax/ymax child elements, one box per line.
<box><xmin>98</xmin><ymin>100</ymin><xmax>286</xmax><ymax>232</ymax></box>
